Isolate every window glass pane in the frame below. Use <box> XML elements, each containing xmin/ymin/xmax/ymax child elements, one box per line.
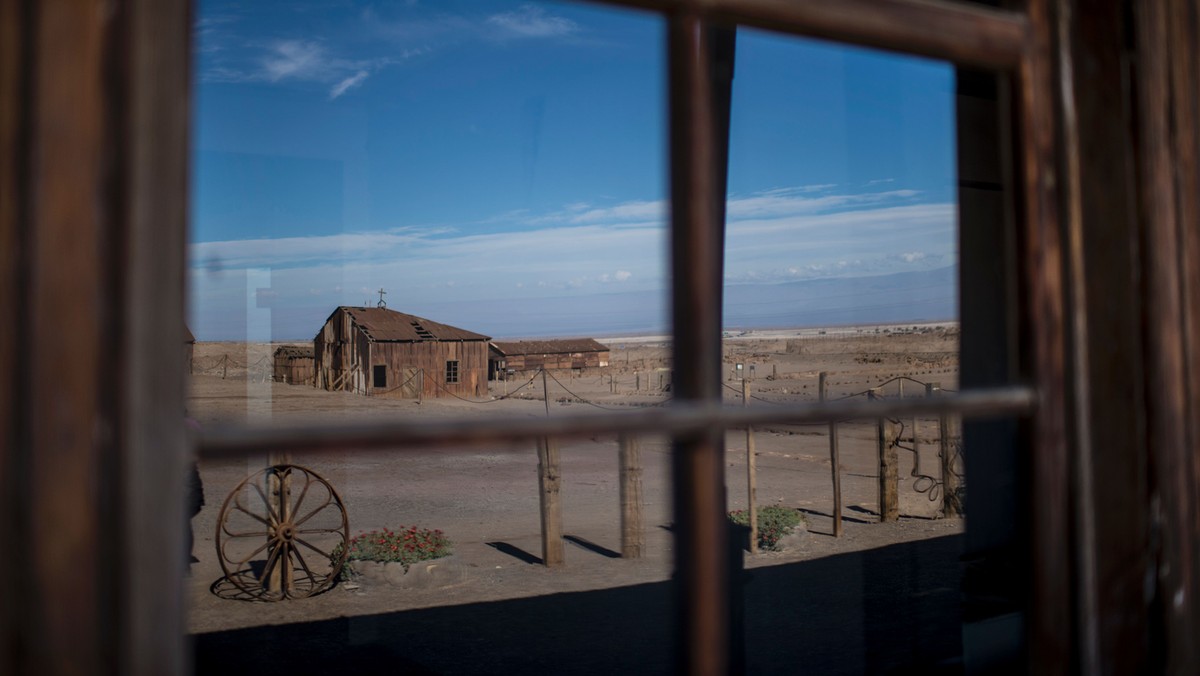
<box><xmin>187</xmin><ymin>1</ymin><xmax>675</xmax><ymax>672</ymax></box>
<box><xmin>189</xmin><ymin>0</ymin><xmax>668</xmax><ymax>427</ymax></box>
<box><xmin>722</xmin><ymin>29</ymin><xmax>969</xmax><ymax>671</ymax></box>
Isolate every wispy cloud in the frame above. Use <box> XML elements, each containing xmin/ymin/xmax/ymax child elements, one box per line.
<box><xmin>262</xmin><ymin>40</ymin><xmax>327</xmax><ymax>81</ymax></box>
<box><xmin>329</xmin><ymin>70</ymin><xmax>369</xmax><ymax>99</ymax></box>
<box><xmin>192</xmin><ymin>188</ymin><xmax>951</xmax><ymax>288</ymax></box>
<box><xmin>189</xmin><ymin>189</ymin><xmax>956</xmax><ymax>339</ymax></box>
<box><xmin>198</xmin><ymin>34</ymin><xmax>426</xmax><ymax>98</ymax></box>
<box><xmin>486</xmin><ymin>5</ymin><xmax>579</xmax><ymax>39</ymax></box>
<box><xmin>196</xmin><ymin>4</ymin><xmax>588</xmax><ymax>99</ymax></box>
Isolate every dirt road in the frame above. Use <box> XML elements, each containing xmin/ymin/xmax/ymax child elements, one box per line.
<box><xmin>188</xmin><ymin>330</ymin><xmax>964</xmax><ymax>674</ymax></box>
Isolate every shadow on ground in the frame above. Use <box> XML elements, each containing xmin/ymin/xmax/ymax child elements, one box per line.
<box><xmin>194</xmin><ymin>534</ymin><xmax>963</xmax><ymax>675</ymax></box>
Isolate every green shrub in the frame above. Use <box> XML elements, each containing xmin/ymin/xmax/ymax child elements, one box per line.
<box><xmin>333</xmin><ymin>526</ymin><xmax>452</xmax><ymax>573</ymax></box>
<box><xmin>728</xmin><ymin>506</ymin><xmax>805</xmax><ymax>551</ymax></box>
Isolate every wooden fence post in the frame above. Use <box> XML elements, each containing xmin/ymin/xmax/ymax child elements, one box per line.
<box><xmin>542</xmin><ymin>368</ymin><xmax>550</xmax><ymax>417</ymax></box>
<box><xmin>743</xmin><ymin>378</ymin><xmax>757</xmax><ymax>553</ymax></box>
<box><xmin>265</xmin><ymin>462</ymin><xmax>292</xmax><ymax>595</ymax></box>
<box><xmin>537</xmin><ymin>438</ymin><xmax>564</xmax><ymax>567</ymax></box>
<box><xmin>618</xmin><ymin>435</ymin><xmax>644</xmax><ymax>558</ymax></box>
<box><xmin>820</xmin><ymin>372</ymin><xmax>843</xmax><ymax>537</ymax></box>
<box><xmin>870</xmin><ymin>388</ymin><xmax>899</xmax><ymax>522</ymax></box>
<box><xmin>936</xmin><ymin>383</ymin><xmax>962</xmax><ymax>517</ymax></box>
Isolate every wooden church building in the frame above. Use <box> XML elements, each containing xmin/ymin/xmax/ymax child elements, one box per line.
<box><xmin>314</xmin><ymin>306</ymin><xmax>490</xmax><ymax>399</ymax></box>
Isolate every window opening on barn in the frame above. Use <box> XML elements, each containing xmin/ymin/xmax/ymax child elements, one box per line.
<box><xmin>373</xmin><ymin>365</ymin><xmax>386</xmax><ymax>388</ymax></box>
<box><xmin>445</xmin><ymin>360</ymin><xmax>459</xmax><ymax>384</ymax></box>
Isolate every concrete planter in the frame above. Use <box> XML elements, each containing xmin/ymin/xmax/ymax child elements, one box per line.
<box><xmin>347</xmin><ymin>556</ymin><xmax>466</xmax><ymax>589</ymax></box>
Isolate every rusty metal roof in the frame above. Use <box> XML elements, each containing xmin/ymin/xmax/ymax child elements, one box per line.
<box><xmin>490</xmin><ymin>338</ymin><xmax>610</xmax><ymax>356</ymax></box>
<box><xmin>333</xmin><ymin>307</ymin><xmax>490</xmax><ymax>342</ymax></box>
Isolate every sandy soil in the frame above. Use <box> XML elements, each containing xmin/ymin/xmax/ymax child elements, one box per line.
<box><xmin>187</xmin><ymin>327</ymin><xmax>964</xmax><ymax>674</ymax></box>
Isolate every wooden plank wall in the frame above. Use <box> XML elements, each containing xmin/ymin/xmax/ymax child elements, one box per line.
<box><xmin>497</xmin><ymin>351</ymin><xmax>609</xmax><ymax>372</ymax></box>
<box><xmin>370</xmin><ymin>341</ymin><xmax>488</xmax><ymax>399</ymax></box>
<box><xmin>274</xmin><ymin>357</ymin><xmax>314</xmax><ymax>385</ymax></box>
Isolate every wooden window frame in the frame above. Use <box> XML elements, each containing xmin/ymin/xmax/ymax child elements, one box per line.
<box><xmin>445</xmin><ymin>360</ymin><xmax>460</xmax><ymax>384</ymax></box>
<box><xmin>3</xmin><ymin>0</ymin><xmax>1199</xmax><ymax>674</ymax></box>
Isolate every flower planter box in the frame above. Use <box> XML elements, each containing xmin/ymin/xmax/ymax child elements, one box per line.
<box><xmin>348</xmin><ymin>556</ymin><xmax>467</xmax><ymax>590</ymax></box>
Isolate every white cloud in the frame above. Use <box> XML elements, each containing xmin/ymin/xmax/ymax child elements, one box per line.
<box><xmin>189</xmin><ymin>186</ymin><xmax>957</xmax><ymax>338</ymax></box>
<box><xmin>570</xmin><ymin>200</ymin><xmax>665</xmax><ymax>224</ymax></box>
<box><xmin>329</xmin><ymin>70</ymin><xmax>369</xmax><ymax>99</ymax></box>
<box><xmin>200</xmin><ymin>36</ymin><xmax>426</xmax><ymax>94</ymax></box>
<box><xmin>726</xmin><ymin>187</ymin><xmax>918</xmax><ymax>220</ymax></box>
<box><xmin>487</xmin><ymin>5</ymin><xmax>579</xmax><ymax>39</ymax></box>
<box><xmin>263</xmin><ymin>40</ymin><xmax>326</xmax><ymax>81</ymax></box>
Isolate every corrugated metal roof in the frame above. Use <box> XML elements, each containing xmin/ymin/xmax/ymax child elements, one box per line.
<box><xmin>335</xmin><ymin>307</ymin><xmax>490</xmax><ymax>342</ymax></box>
<box><xmin>490</xmin><ymin>338</ymin><xmax>610</xmax><ymax>356</ymax></box>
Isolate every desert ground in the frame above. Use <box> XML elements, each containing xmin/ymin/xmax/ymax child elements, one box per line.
<box><xmin>188</xmin><ymin>324</ymin><xmax>964</xmax><ymax>675</ymax></box>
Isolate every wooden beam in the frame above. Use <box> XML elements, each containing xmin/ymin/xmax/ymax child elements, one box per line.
<box><xmin>743</xmin><ymin>378</ymin><xmax>757</xmax><ymax>553</ymax></box>
<box><xmin>820</xmin><ymin>372</ymin><xmax>843</xmax><ymax>537</ymax></box>
<box><xmin>1133</xmin><ymin>1</ymin><xmax>1200</xmax><ymax>670</ymax></box>
<box><xmin>668</xmin><ymin>10</ymin><xmax>729</xmax><ymax>674</ymax></box>
<box><xmin>537</xmin><ymin>438</ymin><xmax>564</xmax><ymax>567</ymax></box>
<box><xmin>24</xmin><ymin>1</ymin><xmax>113</xmax><ymax>670</ymax></box>
<box><xmin>198</xmin><ymin>387</ymin><xmax>1039</xmax><ymax>460</ymax></box>
<box><xmin>1014</xmin><ymin>0</ymin><xmax>1073</xmax><ymax>669</ymax></box>
<box><xmin>869</xmin><ymin>389</ymin><xmax>898</xmax><ymax>522</ymax></box>
<box><xmin>619</xmin><ymin>435</ymin><xmax>645</xmax><ymax>559</ymax></box>
<box><xmin>593</xmin><ymin>0</ymin><xmax>1028</xmax><ymax>69</ymax></box>
<box><xmin>120</xmin><ymin>0</ymin><xmax>190</xmax><ymax>671</ymax></box>
<box><xmin>0</xmin><ymin>0</ymin><xmax>27</xmax><ymax>668</ymax></box>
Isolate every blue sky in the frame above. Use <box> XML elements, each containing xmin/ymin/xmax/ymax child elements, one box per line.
<box><xmin>190</xmin><ymin>1</ymin><xmax>958</xmax><ymax>340</ymax></box>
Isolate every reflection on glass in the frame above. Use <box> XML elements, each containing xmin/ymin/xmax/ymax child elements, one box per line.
<box><xmin>190</xmin><ymin>0</ymin><xmax>667</xmax><ymax>426</ymax></box>
<box><xmin>188</xmin><ymin>2</ymin><xmax>967</xmax><ymax>673</ymax></box>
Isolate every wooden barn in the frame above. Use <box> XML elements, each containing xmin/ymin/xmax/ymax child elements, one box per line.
<box><xmin>489</xmin><ymin>338</ymin><xmax>611</xmax><ymax>377</ymax></box>
<box><xmin>273</xmin><ymin>345</ymin><xmax>315</xmax><ymax>385</ymax></box>
<box><xmin>314</xmin><ymin>307</ymin><xmax>490</xmax><ymax>399</ymax></box>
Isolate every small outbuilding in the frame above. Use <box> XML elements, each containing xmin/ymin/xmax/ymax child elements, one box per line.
<box><xmin>273</xmin><ymin>345</ymin><xmax>315</xmax><ymax>385</ymax></box>
<box><xmin>314</xmin><ymin>307</ymin><xmax>490</xmax><ymax>399</ymax></box>
<box><xmin>489</xmin><ymin>338</ymin><xmax>611</xmax><ymax>378</ymax></box>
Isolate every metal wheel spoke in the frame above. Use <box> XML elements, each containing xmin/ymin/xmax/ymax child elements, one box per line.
<box><xmin>221</xmin><ymin>529</ymin><xmax>272</xmax><ymax>539</ymax></box>
<box><xmin>289</xmin><ymin>476</ymin><xmax>314</xmax><ymax>519</ymax></box>
<box><xmin>259</xmin><ymin>539</ymin><xmax>284</xmax><ymax>583</ymax></box>
<box><xmin>293</xmin><ymin>536</ymin><xmax>332</xmax><ymax>560</ymax></box>
<box><xmin>291</xmin><ymin>497</ymin><xmax>335</xmax><ymax>528</ymax></box>
<box><xmin>228</xmin><ymin>539</ymin><xmax>273</xmax><ymax>567</ymax></box>
<box><xmin>251</xmin><ymin>481</ymin><xmax>281</xmax><ymax>525</ymax></box>
<box><xmin>289</xmin><ymin>545</ymin><xmax>322</xmax><ymax>588</ymax></box>
<box><xmin>229</xmin><ymin>504</ymin><xmax>271</xmax><ymax>527</ymax></box>
<box><xmin>295</xmin><ymin>528</ymin><xmax>345</xmax><ymax>536</ymax></box>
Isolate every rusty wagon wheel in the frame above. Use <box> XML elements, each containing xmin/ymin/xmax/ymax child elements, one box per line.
<box><xmin>215</xmin><ymin>464</ymin><xmax>349</xmax><ymax>601</ymax></box>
